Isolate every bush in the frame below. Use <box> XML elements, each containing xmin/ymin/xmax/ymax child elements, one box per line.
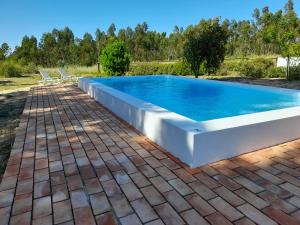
<box><xmin>289</xmin><ymin>65</ymin><xmax>300</xmax><ymax>80</ymax></box>
<box><xmin>22</xmin><ymin>63</ymin><xmax>38</xmax><ymax>74</ymax></box>
<box><xmin>171</xmin><ymin>61</ymin><xmax>193</xmax><ymax>75</ymax></box>
<box><xmin>222</xmin><ymin>60</ymin><xmax>242</xmax><ymax>72</ymax></box>
<box><xmin>239</xmin><ymin>62</ymin><xmax>263</xmax><ymax>78</ymax></box>
<box><xmin>216</xmin><ymin>66</ymin><xmax>231</xmax><ymax>76</ymax></box>
<box><xmin>265</xmin><ymin>67</ymin><xmax>285</xmax><ymax>78</ymax></box>
<box><xmin>0</xmin><ymin>61</ymin><xmax>22</xmax><ymax>78</ymax></box>
<box><xmin>128</xmin><ymin>62</ymin><xmax>160</xmax><ymax>75</ymax></box>
<box><xmin>237</xmin><ymin>58</ymin><xmax>275</xmax><ymax>78</ymax></box>
<box><xmin>251</xmin><ymin>58</ymin><xmax>274</xmax><ymax>71</ymax></box>
<box><xmin>100</xmin><ymin>41</ymin><xmax>130</xmax><ymax>75</ymax></box>
<box><xmin>128</xmin><ymin>61</ymin><xmax>192</xmax><ymax>75</ymax></box>
<box><xmin>216</xmin><ymin>60</ymin><xmax>241</xmax><ymax>76</ymax></box>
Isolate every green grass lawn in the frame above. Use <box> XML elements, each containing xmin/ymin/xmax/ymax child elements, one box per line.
<box><xmin>0</xmin><ymin>65</ymin><xmax>104</xmax><ymax>93</ymax></box>
<box><xmin>0</xmin><ymin>74</ymin><xmax>41</xmax><ymax>93</ymax></box>
<box><xmin>0</xmin><ymin>72</ymin><xmax>100</xmax><ymax>93</ymax></box>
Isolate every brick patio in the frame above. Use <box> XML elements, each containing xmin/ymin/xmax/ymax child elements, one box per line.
<box><xmin>1</xmin><ymin>84</ymin><xmax>300</xmax><ymax>225</ymax></box>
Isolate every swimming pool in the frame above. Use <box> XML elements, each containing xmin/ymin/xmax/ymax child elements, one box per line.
<box><xmin>89</xmin><ymin>75</ymin><xmax>300</xmax><ymax>121</ymax></box>
<box><xmin>79</xmin><ymin>75</ymin><xmax>300</xmax><ymax>167</ymax></box>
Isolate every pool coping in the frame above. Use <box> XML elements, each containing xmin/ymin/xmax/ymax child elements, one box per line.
<box><xmin>79</xmin><ymin>75</ymin><xmax>300</xmax><ymax>168</ymax></box>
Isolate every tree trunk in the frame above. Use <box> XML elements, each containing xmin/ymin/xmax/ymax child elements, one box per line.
<box><xmin>97</xmin><ymin>62</ymin><xmax>100</xmax><ymax>72</ymax></box>
<box><xmin>286</xmin><ymin>56</ymin><xmax>290</xmax><ymax>80</ymax></box>
<box><xmin>98</xmin><ymin>49</ymin><xmax>101</xmax><ymax>73</ymax></box>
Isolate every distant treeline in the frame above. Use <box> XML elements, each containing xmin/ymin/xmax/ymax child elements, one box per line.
<box><xmin>0</xmin><ymin>0</ymin><xmax>299</xmax><ymax>67</ymax></box>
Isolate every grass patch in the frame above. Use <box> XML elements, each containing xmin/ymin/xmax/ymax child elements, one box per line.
<box><xmin>0</xmin><ymin>74</ymin><xmax>40</xmax><ymax>93</ymax></box>
<box><xmin>0</xmin><ymin>91</ymin><xmax>27</xmax><ymax>179</ymax></box>
<box><xmin>44</xmin><ymin>65</ymin><xmax>102</xmax><ymax>77</ymax></box>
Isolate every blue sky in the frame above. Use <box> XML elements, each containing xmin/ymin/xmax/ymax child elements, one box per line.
<box><xmin>1</xmin><ymin>0</ymin><xmax>299</xmax><ymax>49</ymax></box>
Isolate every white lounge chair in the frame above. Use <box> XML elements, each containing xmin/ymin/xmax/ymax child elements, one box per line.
<box><xmin>58</xmin><ymin>68</ymin><xmax>78</xmax><ymax>82</ymax></box>
<box><xmin>38</xmin><ymin>69</ymin><xmax>60</xmax><ymax>85</ymax></box>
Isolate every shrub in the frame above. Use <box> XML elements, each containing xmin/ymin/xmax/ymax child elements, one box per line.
<box><xmin>222</xmin><ymin>60</ymin><xmax>242</xmax><ymax>72</ymax></box>
<box><xmin>22</xmin><ymin>63</ymin><xmax>38</xmax><ymax>74</ymax></box>
<box><xmin>216</xmin><ymin>66</ymin><xmax>230</xmax><ymax>76</ymax></box>
<box><xmin>128</xmin><ymin>62</ymin><xmax>160</xmax><ymax>75</ymax></box>
<box><xmin>170</xmin><ymin>61</ymin><xmax>193</xmax><ymax>75</ymax></box>
<box><xmin>100</xmin><ymin>41</ymin><xmax>130</xmax><ymax>75</ymax></box>
<box><xmin>214</xmin><ymin>60</ymin><xmax>242</xmax><ymax>76</ymax></box>
<box><xmin>0</xmin><ymin>61</ymin><xmax>22</xmax><ymax>78</ymax></box>
<box><xmin>289</xmin><ymin>65</ymin><xmax>300</xmax><ymax>80</ymax></box>
<box><xmin>239</xmin><ymin>62</ymin><xmax>263</xmax><ymax>78</ymax></box>
<box><xmin>251</xmin><ymin>57</ymin><xmax>274</xmax><ymax>71</ymax></box>
<box><xmin>237</xmin><ymin>58</ymin><xmax>275</xmax><ymax>78</ymax></box>
<box><xmin>128</xmin><ymin>61</ymin><xmax>192</xmax><ymax>76</ymax></box>
<box><xmin>265</xmin><ymin>67</ymin><xmax>285</xmax><ymax>78</ymax></box>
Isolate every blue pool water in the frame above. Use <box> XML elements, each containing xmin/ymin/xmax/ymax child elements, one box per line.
<box><xmin>91</xmin><ymin>75</ymin><xmax>300</xmax><ymax>122</ymax></box>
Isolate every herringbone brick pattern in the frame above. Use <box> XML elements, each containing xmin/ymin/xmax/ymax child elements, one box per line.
<box><xmin>1</xmin><ymin>85</ymin><xmax>300</xmax><ymax>225</ymax></box>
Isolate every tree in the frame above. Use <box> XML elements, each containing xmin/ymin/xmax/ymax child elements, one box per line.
<box><xmin>107</xmin><ymin>23</ymin><xmax>116</xmax><ymax>38</ymax></box>
<box><xmin>95</xmin><ymin>29</ymin><xmax>107</xmax><ymax>56</ymax></box>
<box><xmin>133</xmin><ymin>22</ymin><xmax>149</xmax><ymax>60</ymax></box>
<box><xmin>51</xmin><ymin>27</ymin><xmax>76</xmax><ymax>65</ymax></box>
<box><xmin>77</xmin><ymin>33</ymin><xmax>97</xmax><ymax>66</ymax></box>
<box><xmin>0</xmin><ymin>49</ymin><xmax>4</xmax><ymax>61</ymax></box>
<box><xmin>39</xmin><ymin>32</ymin><xmax>57</xmax><ymax>66</ymax></box>
<box><xmin>95</xmin><ymin>29</ymin><xmax>107</xmax><ymax>71</ymax></box>
<box><xmin>123</xmin><ymin>27</ymin><xmax>135</xmax><ymax>58</ymax></box>
<box><xmin>280</xmin><ymin>0</ymin><xmax>300</xmax><ymax>79</ymax></box>
<box><xmin>118</xmin><ymin>29</ymin><xmax>126</xmax><ymax>41</ymax></box>
<box><xmin>183</xmin><ymin>19</ymin><xmax>228</xmax><ymax>77</ymax></box>
<box><xmin>254</xmin><ymin>0</ymin><xmax>299</xmax><ymax>79</ymax></box>
<box><xmin>14</xmin><ymin>35</ymin><xmax>39</xmax><ymax>65</ymax></box>
<box><xmin>0</xmin><ymin>43</ymin><xmax>10</xmax><ymax>60</ymax></box>
<box><xmin>100</xmin><ymin>41</ymin><xmax>130</xmax><ymax>75</ymax></box>
<box><xmin>167</xmin><ymin>26</ymin><xmax>184</xmax><ymax>59</ymax></box>
<box><xmin>3</xmin><ymin>0</ymin><xmax>299</xmax><ymax>73</ymax></box>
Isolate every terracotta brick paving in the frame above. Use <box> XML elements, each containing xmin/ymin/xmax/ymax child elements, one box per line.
<box><xmin>1</xmin><ymin>84</ymin><xmax>300</xmax><ymax>225</ymax></box>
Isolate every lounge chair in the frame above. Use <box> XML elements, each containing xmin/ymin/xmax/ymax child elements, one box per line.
<box><xmin>38</xmin><ymin>69</ymin><xmax>60</xmax><ymax>85</ymax></box>
<box><xmin>58</xmin><ymin>68</ymin><xmax>78</xmax><ymax>82</ymax></box>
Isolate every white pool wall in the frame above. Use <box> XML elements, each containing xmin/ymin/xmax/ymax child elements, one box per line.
<box><xmin>192</xmin><ymin>107</ymin><xmax>300</xmax><ymax>167</ymax></box>
<box><xmin>79</xmin><ymin>77</ymin><xmax>300</xmax><ymax>168</ymax></box>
